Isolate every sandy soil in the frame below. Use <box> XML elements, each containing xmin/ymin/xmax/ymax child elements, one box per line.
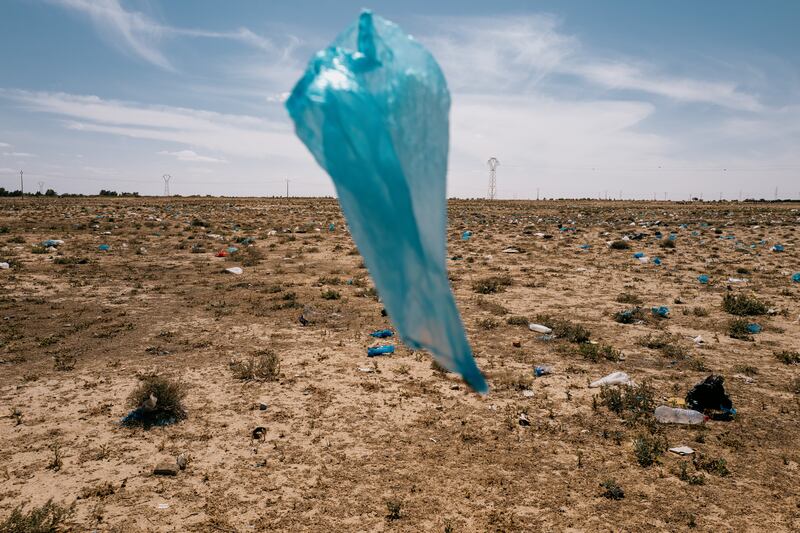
<box><xmin>0</xmin><ymin>197</ymin><xmax>798</xmax><ymax>532</ymax></box>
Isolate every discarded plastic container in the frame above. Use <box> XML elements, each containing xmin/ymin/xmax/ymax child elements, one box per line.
<box><xmin>534</xmin><ymin>365</ymin><xmax>552</xmax><ymax>377</ymax></box>
<box><xmin>651</xmin><ymin>306</ymin><xmax>669</xmax><ymax>318</ymax></box>
<box><xmin>792</xmin><ymin>272</ymin><xmax>800</xmax><ymax>283</ymax></box>
<box><xmin>633</xmin><ymin>252</ymin><xmax>645</xmax><ymax>259</ymax></box>
<box><xmin>225</xmin><ymin>267</ymin><xmax>243</xmax><ymax>275</ymax></box>
<box><xmin>370</xmin><ymin>329</ymin><xmax>393</xmax><ymax>338</ymax></box>
<box><xmin>461</xmin><ymin>231</ymin><xmax>472</xmax><ymax>241</ymax></box>
<box><xmin>227</xmin><ymin>246</ymin><xmax>238</xmax><ymax>254</ymax></box>
<box><xmin>529</xmin><ymin>323</ymin><xmax>553</xmax><ymax>334</ymax></box>
<box><xmin>652</xmin><ymin>257</ymin><xmax>662</xmax><ymax>265</ymax></box>
<box><xmin>286</xmin><ymin>10</ymin><xmax>487</xmax><ymax>393</ymax></box>
<box><xmin>0</xmin><ymin>262</ymin><xmax>9</xmax><ymax>269</ymax></box>
<box><xmin>746</xmin><ymin>323</ymin><xmax>761</xmax><ymax>334</ymax></box>
<box><xmin>771</xmin><ymin>244</ymin><xmax>785</xmax><ymax>252</ymax></box>
<box><xmin>42</xmin><ymin>239</ymin><xmax>64</xmax><ymax>247</ymax></box>
<box><xmin>654</xmin><ymin>405</ymin><xmax>705</xmax><ymax>425</ymax></box>
<box><xmin>98</xmin><ymin>244</ymin><xmax>110</xmax><ymax>251</ymax></box>
<box><xmin>589</xmin><ymin>371</ymin><xmax>631</xmax><ymax>388</ymax></box>
<box><xmin>329</xmin><ymin>223</ymin><xmax>335</xmax><ymax>232</ymax></box>
<box><xmin>215</xmin><ymin>249</ymin><xmax>228</xmax><ymax>257</ymax></box>
<box><xmin>579</xmin><ymin>244</ymin><xmax>591</xmax><ymax>250</ymax></box>
<box><xmin>686</xmin><ymin>374</ymin><xmax>734</xmax><ymax>416</ymax></box>
<box><xmin>697</xmin><ymin>274</ymin><xmax>709</xmax><ymax>284</ymax></box>
<box><xmin>368</xmin><ymin>345</ymin><xmax>395</xmax><ymax>357</ymax></box>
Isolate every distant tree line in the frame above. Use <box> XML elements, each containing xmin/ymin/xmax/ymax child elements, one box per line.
<box><xmin>0</xmin><ymin>188</ymin><xmax>139</xmax><ymax>197</ymax></box>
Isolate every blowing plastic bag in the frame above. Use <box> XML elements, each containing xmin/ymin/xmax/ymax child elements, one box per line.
<box><xmin>286</xmin><ymin>10</ymin><xmax>487</xmax><ymax>392</ymax></box>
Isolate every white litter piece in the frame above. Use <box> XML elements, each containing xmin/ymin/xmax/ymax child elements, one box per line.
<box><xmin>727</xmin><ymin>277</ymin><xmax>747</xmax><ymax>283</ymax></box>
<box><xmin>157</xmin><ymin>503</ymin><xmax>170</xmax><ymax>510</ymax></box>
<box><xmin>637</xmin><ymin>256</ymin><xmax>650</xmax><ymax>264</ymax></box>
<box><xmin>529</xmin><ymin>323</ymin><xmax>553</xmax><ymax>334</ymax></box>
<box><xmin>669</xmin><ymin>446</ymin><xmax>695</xmax><ymax>456</ymax></box>
<box><xmin>358</xmin><ymin>367</ymin><xmax>375</xmax><ymax>373</ymax></box>
<box><xmin>693</xmin><ymin>335</ymin><xmax>704</xmax><ymax>345</ymax></box>
<box><xmin>225</xmin><ymin>267</ymin><xmax>243</xmax><ymax>275</ymax></box>
<box><xmin>0</xmin><ymin>262</ymin><xmax>9</xmax><ymax>269</ymax></box>
<box><xmin>589</xmin><ymin>371</ymin><xmax>632</xmax><ymax>388</ymax></box>
<box><xmin>522</xmin><ymin>389</ymin><xmax>534</xmax><ymax>397</ymax></box>
<box><xmin>502</xmin><ymin>247</ymin><xmax>521</xmax><ymax>253</ymax></box>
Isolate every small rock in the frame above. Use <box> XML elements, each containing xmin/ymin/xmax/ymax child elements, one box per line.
<box><xmin>512</xmin><ymin>340</ymin><xmax>522</xmax><ymax>348</ymax></box>
<box><xmin>518</xmin><ymin>413</ymin><xmax>531</xmax><ymax>426</ymax></box>
<box><xmin>154</xmin><ymin>460</ymin><xmax>179</xmax><ymax>476</ymax></box>
<box><xmin>252</xmin><ymin>426</ymin><xmax>267</xmax><ymax>440</ymax></box>
<box><xmin>258</xmin><ymin>402</ymin><xmax>268</xmax><ymax>411</ymax></box>
<box><xmin>176</xmin><ymin>454</ymin><xmax>188</xmax><ymax>470</ymax></box>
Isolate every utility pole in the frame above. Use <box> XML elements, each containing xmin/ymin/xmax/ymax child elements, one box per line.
<box><xmin>162</xmin><ymin>174</ymin><xmax>171</xmax><ymax>196</ymax></box>
<box><xmin>19</xmin><ymin>170</ymin><xmax>23</xmax><ymax>196</ymax></box>
<box><xmin>536</xmin><ymin>187</ymin><xmax>540</xmax><ymax>201</ymax></box>
<box><xmin>285</xmin><ymin>178</ymin><xmax>290</xmax><ymax>199</ymax></box>
<box><xmin>487</xmin><ymin>157</ymin><xmax>499</xmax><ymax>200</ymax></box>
<box><xmin>37</xmin><ymin>181</ymin><xmax>44</xmax><ymax>194</ymax></box>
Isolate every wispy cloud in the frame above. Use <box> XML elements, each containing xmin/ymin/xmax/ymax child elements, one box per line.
<box><xmin>49</xmin><ymin>0</ymin><xmax>280</xmax><ymax>69</ymax></box>
<box><xmin>1</xmin><ymin>151</ymin><xmax>36</xmax><ymax>157</ymax></box>
<box><xmin>1</xmin><ymin>89</ymin><xmax>304</xmax><ymax>159</ymax></box>
<box><xmin>0</xmin><ymin>142</ymin><xmax>10</xmax><ymax>148</ymax></box>
<box><xmin>422</xmin><ymin>15</ymin><xmax>761</xmax><ymax>111</ymax></box>
<box><xmin>157</xmin><ymin>149</ymin><xmax>227</xmax><ymax>163</ymax></box>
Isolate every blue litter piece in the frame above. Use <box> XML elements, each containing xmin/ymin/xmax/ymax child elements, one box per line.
<box><xmin>633</xmin><ymin>252</ymin><xmax>645</xmax><ymax>259</ymax></box>
<box><xmin>579</xmin><ymin>244</ymin><xmax>591</xmax><ymax>250</ymax></box>
<box><xmin>286</xmin><ymin>11</ymin><xmax>487</xmax><ymax>393</ymax></box>
<box><xmin>651</xmin><ymin>306</ymin><xmax>670</xmax><ymax>318</ymax></box>
<box><xmin>698</xmin><ymin>274</ymin><xmax>709</xmax><ymax>284</ymax></box>
<box><xmin>792</xmin><ymin>272</ymin><xmax>800</xmax><ymax>283</ymax></box>
<box><xmin>42</xmin><ymin>239</ymin><xmax>61</xmax><ymax>247</ymax></box>
<box><xmin>329</xmin><ymin>223</ymin><xmax>336</xmax><ymax>232</ymax></box>
<box><xmin>98</xmin><ymin>244</ymin><xmax>110</xmax><ymax>251</ymax></box>
<box><xmin>654</xmin><ymin>231</ymin><xmax>663</xmax><ymax>239</ymax></box>
<box><xmin>691</xmin><ymin>231</ymin><xmax>700</xmax><ymax>236</ymax></box>
<box><xmin>370</xmin><ymin>329</ymin><xmax>393</xmax><ymax>338</ymax></box>
<box><xmin>368</xmin><ymin>345</ymin><xmax>395</xmax><ymax>357</ymax></box>
<box><xmin>746</xmin><ymin>323</ymin><xmax>762</xmax><ymax>334</ymax></box>
<box><xmin>461</xmin><ymin>231</ymin><xmax>472</xmax><ymax>241</ymax></box>
<box><xmin>227</xmin><ymin>246</ymin><xmax>238</xmax><ymax>253</ymax></box>
<box><xmin>772</xmin><ymin>244</ymin><xmax>785</xmax><ymax>252</ymax></box>
<box><xmin>668</xmin><ymin>233</ymin><xmax>677</xmax><ymax>241</ymax></box>
<box><xmin>534</xmin><ymin>365</ymin><xmax>552</xmax><ymax>377</ymax></box>
<box><xmin>652</xmin><ymin>257</ymin><xmax>662</xmax><ymax>265</ymax></box>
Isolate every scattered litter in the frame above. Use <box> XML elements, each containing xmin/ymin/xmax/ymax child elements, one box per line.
<box><xmin>252</xmin><ymin>426</ymin><xmax>267</xmax><ymax>440</ymax></box>
<box><xmin>98</xmin><ymin>244</ymin><xmax>110</xmax><ymax>251</ymax></box>
<box><xmin>502</xmin><ymin>247</ymin><xmax>522</xmax><ymax>253</ymax></box>
<box><xmin>637</xmin><ymin>255</ymin><xmax>650</xmax><ymax>264</ymax></box>
<box><xmin>0</xmin><ymin>262</ymin><xmax>9</xmax><ymax>269</ymax></box>
<box><xmin>367</xmin><ymin>345</ymin><xmax>395</xmax><ymax>357</ymax></box>
<box><xmin>227</xmin><ymin>246</ymin><xmax>239</xmax><ymax>254</ymax></box>
<box><xmin>792</xmin><ymin>273</ymin><xmax>800</xmax><ymax>283</ymax></box>
<box><xmin>771</xmin><ymin>244</ymin><xmax>785</xmax><ymax>252</ymax></box>
<box><xmin>461</xmin><ymin>231</ymin><xmax>472</xmax><ymax>241</ymax></box>
<box><xmin>652</xmin><ymin>257</ymin><xmax>662</xmax><ymax>265</ymax></box>
<box><xmin>733</xmin><ymin>374</ymin><xmax>756</xmax><ymax>384</ymax></box>
<box><xmin>522</xmin><ymin>389</ymin><xmax>534</xmax><ymax>397</ymax></box>
<box><xmin>157</xmin><ymin>503</ymin><xmax>170</xmax><ymax>510</ymax></box>
<box><xmin>727</xmin><ymin>277</ymin><xmax>747</xmax><ymax>283</ymax></box>
<box><xmin>697</xmin><ymin>274</ymin><xmax>709</xmax><ymax>284</ymax></box>
<box><xmin>534</xmin><ymin>365</ymin><xmax>552</xmax><ymax>377</ymax></box>
<box><xmin>654</xmin><ymin>405</ymin><xmax>706</xmax><ymax>425</ymax></box>
<box><xmin>669</xmin><ymin>446</ymin><xmax>695</xmax><ymax>456</ymax></box>
<box><xmin>666</xmin><ymin>396</ymin><xmax>687</xmax><ymax>407</ymax></box>
<box><xmin>589</xmin><ymin>371</ymin><xmax>631</xmax><ymax>388</ymax></box>
<box><xmin>369</xmin><ymin>329</ymin><xmax>393</xmax><ymax>338</ymax></box>
<box><xmin>693</xmin><ymin>335</ymin><xmax>704</xmax><ymax>345</ymax></box>
<box><xmin>215</xmin><ymin>249</ymin><xmax>228</xmax><ymax>257</ymax></box>
<box><xmin>746</xmin><ymin>323</ymin><xmax>762</xmax><ymax>334</ymax></box>
<box><xmin>41</xmin><ymin>239</ymin><xmax>64</xmax><ymax>247</ymax></box>
<box><xmin>686</xmin><ymin>375</ymin><xmax>735</xmax><ymax>420</ymax></box>
<box><xmin>225</xmin><ymin>267</ymin><xmax>243</xmax><ymax>275</ymax></box>
<box><xmin>518</xmin><ymin>413</ymin><xmax>531</xmax><ymax>426</ymax></box>
<box><xmin>358</xmin><ymin>366</ymin><xmax>375</xmax><ymax>373</ymax></box>
<box><xmin>633</xmin><ymin>252</ymin><xmax>645</xmax><ymax>259</ymax></box>
<box><xmin>258</xmin><ymin>402</ymin><xmax>268</xmax><ymax>411</ymax></box>
<box><xmin>529</xmin><ymin>323</ymin><xmax>552</xmax><ymax>334</ymax></box>
<box><xmin>651</xmin><ymin>306</ymin><xmax>670</xmax><ymax>318</ymax></box>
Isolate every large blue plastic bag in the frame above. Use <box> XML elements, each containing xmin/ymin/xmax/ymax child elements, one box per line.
<box><xmin>286</xmin><ymin>11</ymin><xmax>488</xmax><ymax>393</ymax></box>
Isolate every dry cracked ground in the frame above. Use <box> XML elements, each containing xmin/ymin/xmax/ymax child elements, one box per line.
<box><xmin>0</xmin><ymin>197</ymin><xmax>799</xmax><ymax>532</ymax></box>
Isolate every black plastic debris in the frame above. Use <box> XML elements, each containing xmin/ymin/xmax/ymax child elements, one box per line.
<box><xmin>685</xmin><ymin>375</ymin><xmax>735</xmax><ymax>420</ymax></box>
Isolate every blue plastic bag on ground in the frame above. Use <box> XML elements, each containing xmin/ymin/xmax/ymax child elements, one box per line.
<box><xmin>286</xmin><ymin>10</ymin><xmax>487</xmax><ymax>392</ymax></box>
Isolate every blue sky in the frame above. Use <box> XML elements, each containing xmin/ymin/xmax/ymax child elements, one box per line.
<box><xmin>1</xmin><ymin>0</ymin><xmax>798</xmax><ymax>198</ymax></box>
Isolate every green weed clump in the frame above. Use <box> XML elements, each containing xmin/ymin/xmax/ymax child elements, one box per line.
<box><xmin>123</xmin><ymin>374</ymin><xmax>187</xmax><ymax>428</ymax></box>
<box><xmin>535</xmin><ymin>314</ymin><xmax>590</xmax><ymax>343</ymax></box>
<box><xmin>579</xmin><ymin>343</ymin><xmax>622</xmax><ymax>362</ymax></box>
<box><xmin>0</xmin><ymin>499</ymin><xmax>74</xmax><ymax>532</ymax></box>
<box><xmin>634</xmin><ymin>433</ymin><xmax>667</xmax><ymax>467</ymax></box>
<box><xmin>229</xmin><ymin>350</ymin><xmax>281</xmax><ymax>381</ymax></box>
<box><xmin>472</xmin><ymin>275</ymin><xmax>513</xmax><ymax>294</ymax></box>
<box><xmin>722</xmin><ymin>293</ymin><xmax>767</xmax><ymax>316</ymax></box>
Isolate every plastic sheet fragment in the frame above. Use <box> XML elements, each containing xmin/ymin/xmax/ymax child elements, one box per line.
<box><xmin>286</xmin><ymin>10</ymin><xmax>487</xmax><ymax>392</ymax></box>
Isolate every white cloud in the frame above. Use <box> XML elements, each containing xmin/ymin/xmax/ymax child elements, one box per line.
<box><xmin>49</xmin><ymin>0</ymin><xmax>281</xmax><ymax>69</ymax></box>
<box><xmin>0</xmin><ymin>142</ymin><xmax>10</xmax><ymax>147</ymax></box>
<box><xmin>157</xmin><ymin>149</ymin><xmax>227</xmax><ymax>163</ymax></box>
<box><xmin>422</xmin><ymin>15</ymin><xmax>761</xmax><ymax>111</ymax></box>
<box><xmin>1</xmin><ymin>151</ymin><xmax>36</xmax><ymax>157</ymax></box>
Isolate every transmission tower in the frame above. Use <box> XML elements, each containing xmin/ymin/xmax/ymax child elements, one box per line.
<box><xmin>162</xmin><ymin>174</ymin><xmax>172</xmax><ymax>196</ymax></box>
<box><xmin>37</xmin><ymin>181</ymin><xmax>44</xmax><ymax>194</ymax></box>
<box><xmin>487</xmin><ymin>157</ymin><xmax>499</xmax><ymax>200</ymax></box>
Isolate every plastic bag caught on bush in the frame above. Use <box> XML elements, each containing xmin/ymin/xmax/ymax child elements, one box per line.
<box><xmin>286</xmin><ymin>10</ymin><xmax>487</xmax><ymax>393</ymax></box>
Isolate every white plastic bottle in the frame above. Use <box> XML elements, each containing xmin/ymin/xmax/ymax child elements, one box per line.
<box><xmin>654</xmin><ymin>405</ymin><xmax>706</xmax><ymax>425</ymax></box>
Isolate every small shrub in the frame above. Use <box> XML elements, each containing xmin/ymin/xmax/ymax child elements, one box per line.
<box><xmin>693</xmin><ymin>455</ymin><xmax>730</xmax><ymax>476</ymax></box>
<box><xmin>476</xmin><ymin>317</ymin><xmax>499</xmax><ymax>330</ymax></box>
<box><xmin>613</xmin><ymin>307</ymin><xmax>644</xmax><ymax>324</ymax></box>
<box><xmin>600</xmin><ymin>479</ymin><xmax>624</xmax><ymax>500</ymax></box>
<box><xmin>634</xmin><ymin>434</ymin><xmax>667</xmax><ymax>467</ymax></box>
<box><xmin>599</xmin><ymin>382</ymin><xmax>655</xmax><ymax>425</ymax></box>
<box><xmin>638</xmin><ymin>333</ymin><xmax>687</xmax><ymax>358</ymax></box>
<box><xmin>505</xmin><ymin>315</ymin><xmax>529</xmax><ymax>326</ymax></box>
<box><xmin>775</xmin><ymin>351</ymin><xmax>800</xmax><ymax>364</ymax></box>
<box><xmin>386</xmin><ymin>500</ymin><xmax>402</xmax><ymax>521</ymax></box>
<box><xmin>579</xmin><ymin>343</ymin><xmax>622</xmax><ymax>362</ymax></box>
<box><xmin>728</xmin><ymin>318</ymin><xmax>753</xmax><ymax>340</ymax></box>
<box><xmin>476</xmin><ymin>297</ymin><xmax>509</xmax><ymax>316</ymax></box>
<box><xmin>535</xmin><ymin>314</ymin><xmax>590</xmax><ymax>343</ymax></box>
<box><xmin>0</xmin><ymin>499</ymin><xmax>74</xmax><ymax>533</ymax></box>
<box><xmin>677</xmin><ymin>461</ymin><xmax>706</xmax><ymax>485</ymax></box>
<box><xmin>52</xmin><ymin>353</ymin><xmax>76</xmax><ymax>371</ymax></box>
<box><xmin>472</xmin><ymin>275</ymin><xmax>513</xmax><ymax>294</ymax></box>
<box><xmin>317</xmin><ymin>276</ymin><xmax>342</xmax><ymax>286</ymax></box>
<box><xmin>321</xmin><ymin>289</ymin><xmax>341</xmax><ymax>300</ymax></box>
<box><xmin>692</xmin><ymin>306</ymin><xmax>709</xmax><ymax>317</ymax></box>
<box><xmin>229</xmin><ymin>350</ymin><xmax>281</xmax><ymax>381</ymax></box>
<box><xmin>122</xmin><ymin>374</ymin><xmax>187</xmax><ymax>428</ymax></box>
<box><xmin>615</xmin><ymin>292</ymin><xmax>642</xmax><ymax>305</ymax></box>
<box><xmin>47</xmin><ymin>442</ymin><xmax>63</xmax><ymax>471</ymax></box>
<box><xmin>722</xmin><ymin>293</ymin><xmax>767</xmax><ymax>316</ymax></box>
<box><xmin>610</xmin><ymin>240</ymin><xmax>630</xmax><ymax>250</ymax></box>
<box><xmin>659</xmin><ymin>239</ymin><xmax>676</xmax><ymax>249</ymax></box>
